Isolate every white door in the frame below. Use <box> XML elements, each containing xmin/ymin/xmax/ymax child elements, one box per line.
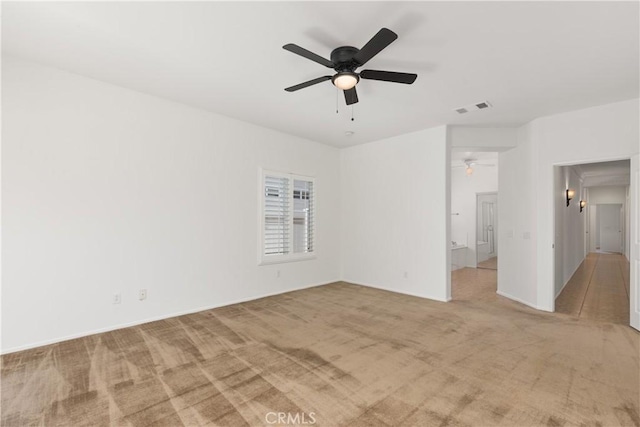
<box><xmin>599</xmin><ymin>204</ymin><xmax>622</xmax><ymax>253</ymax></box>
<box><xmin>477</xmin><ymin>193</ymin><xmax>498</xmax><ymax>261</ymax></box>
<box><xmin>630</xmin><ymin>154</ymin><xmax>639</xmax><ymax>331</ymax></box>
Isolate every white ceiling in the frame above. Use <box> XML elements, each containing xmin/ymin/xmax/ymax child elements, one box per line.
<box><xmin>2</xmin><ymin>2</ymin><xmax>638</xmax><ymax>148</ymax></box>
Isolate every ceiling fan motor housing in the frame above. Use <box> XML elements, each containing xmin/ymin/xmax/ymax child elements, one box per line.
<box><xmin>330</xmin><ymin>46</ymin><xmax>360</xmax><ymax>71</ymax></box>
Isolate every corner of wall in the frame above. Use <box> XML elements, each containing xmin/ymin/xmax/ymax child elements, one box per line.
<box><xmin>445</xmin><ymin>126</ymin><xmax>452</xmax><ymax>302</ymax></box>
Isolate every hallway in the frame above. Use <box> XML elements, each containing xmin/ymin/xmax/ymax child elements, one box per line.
<box><xmin>555</xmin><ymin>253</ymin><xmax>630</xmax><ymax>324</ymax></box>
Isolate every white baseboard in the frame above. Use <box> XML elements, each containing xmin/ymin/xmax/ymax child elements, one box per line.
<box><xmin>555</xmin><ymin>271</ymin><xmax>573</xmax><ymax>299</ymax></box>
<box><xmin>1</xmin><ymin>280</ymin><xmax>338</xmax><ymax>355</ymax></box>
<box><xmin>555</xmin><ymin>281</ymin><xmax>568</xmax><ymax>299</ymax></box>
<box><xmin>555</xmin><ymin>269</ymin><xmax>574</xmax><ymax>299</ymax></box>
<box><xmin>496</xmin><ymin>289</ymin><xmax>542</xmax><ymax>311</ymax></box>
<box><xmin>343</xmin><ymin>280</ymin><xmax>451</xmax><ymax>302</ymax></box>
<box><xmin>555</xmin><ymin>255</ymin><xmax>587</xmax><ymax>299</ymax></box>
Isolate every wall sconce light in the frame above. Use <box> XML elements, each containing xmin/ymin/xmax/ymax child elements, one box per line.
<box><xmin>566</xmin><ymin>189</ymin><xmax>575</xmax><ymax>206</ymax></box>
<box><xmin>580</xmin><ymin>200</ymin><xmax>586</xmax><ymax>213</ymax></box>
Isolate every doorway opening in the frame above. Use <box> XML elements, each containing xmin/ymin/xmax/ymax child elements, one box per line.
<box><xmin>450</xmin><ymin>150</ymin><xmax>499</xmax><ymax>300</ymax></box>
<box><xmin>553</xmin><ymin>160</ymin><xmax>631</xmax><ymax>324</ymax></box>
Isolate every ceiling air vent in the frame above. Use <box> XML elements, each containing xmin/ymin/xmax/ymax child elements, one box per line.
<box><xmin>454</xmin><ymin>101</ymin><xmax>492</xmax><ymax>114</ymax></box>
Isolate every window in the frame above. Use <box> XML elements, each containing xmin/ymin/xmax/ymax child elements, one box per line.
<box><xmin>260</xmin><ymin>170</ymin><xmax>314</xmax><ymax>264</ymax></box>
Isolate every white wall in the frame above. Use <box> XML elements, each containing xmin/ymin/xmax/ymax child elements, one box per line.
<box><xmin>553</xmin><ymin>166</ymin><xmax>585</xmax><ymax>298</ymax></box>
<box><xmin>1</xmin><ymin>56</ymin><xmax>341</xmax><ymax>353</ymax></box>
<box><xmin>450</xmin><ymin>156</ymin><xmax>498</xmax><ymax>267</ymax></box>
<box><xmin>3</xmin><ymin>56</ymin><xmax>638</xmax><ymax>353</ymax></box>
<box><xmin>588</xmin><ymin>186</ymin><xmax>628</xmax><ymax>204</ymax></box>
<box><xmin>340</xmin><ymin>126</ymin><xmax>450</xmax><ymax>302</ymax></box>
<box><xmin>497</xmin><ymin>124</ymin><xmax>538</xmax><ymax>307</ymax></box>
<box><xmin>499</xmin><ymin>99</ymin><xmax>639</xmax><ymax>311</ymax></box>
<box><xmin>449</xmin><ymin>127</ymin><xmax>517</xmax><ymax>152</ymax></box>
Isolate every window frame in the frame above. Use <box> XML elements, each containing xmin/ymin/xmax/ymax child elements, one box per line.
<box><xmin>258</xmin><ymin>169</ymin><xmax>316</xmax><ymax>265</ymax></box>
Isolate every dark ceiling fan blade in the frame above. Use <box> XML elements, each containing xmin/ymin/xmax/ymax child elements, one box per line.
<box><xmin>285</xmin><ymin>76</ymin><xmax>332</xmax><ymax>92</ymax></box>
<box><xmin>360</xmin><ymin>70</ymin><xmax>417</xmax><ymax>84</ymax></box>
<box><xmin>344</xmin><ymin>87</ymin><xmax>358</xmax><ymax>105</ymax></box>
<box><xmin>353</xmin><ymin>28</ymin><xmax>398</xmax><ymax>66</ymax></box>
<box><xmin>283</xmin><ymin>44</ymin><xmax>334</xmax><ymax>68</ymax></box>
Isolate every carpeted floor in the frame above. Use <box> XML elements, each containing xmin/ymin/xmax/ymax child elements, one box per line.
<box><xmin>2</xmin><ymin>276</ymin><xmax>639</xmax><ymax>426</ymax></box>
<box><xmin>476</xmin><ymin>256</ymin><xmax>497</xmax><ymax>270</ymax></box>
<box><xmin>555</xmin><ymin>253</ymin><xmax>630</xmax><ymax>324</ymax></box>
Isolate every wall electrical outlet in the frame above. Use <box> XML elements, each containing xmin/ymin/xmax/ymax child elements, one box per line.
<box><xmin>113</xmin><ymin>293</ymin><xmax>121</xmax><ymax>304</ymax></box>
<box><xmin>139</xmin><ymin>289</ymin><xmax>147</xmax><ymax>301</ymax></box>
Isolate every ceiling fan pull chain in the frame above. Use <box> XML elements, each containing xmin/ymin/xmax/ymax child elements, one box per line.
<box><xmin>351</xmin><ymin>105</ymin><xmax>355</xmax><ymax>121</ymax></box>
<box><xmin>336</xmin><ymin>88</ymin><xmax>339</xmax><ymax>114</ymax></box>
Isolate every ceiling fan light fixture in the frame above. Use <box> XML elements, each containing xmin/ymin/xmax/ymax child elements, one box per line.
<box><xmin>466</xmin><ymin>166</ymin><xmax>474</xmax><ymax>175</ymax></box>
<box><xmin>332</xmin><ymin>72</ymin><xmax>359</xmax><ymax>90</ymax></box>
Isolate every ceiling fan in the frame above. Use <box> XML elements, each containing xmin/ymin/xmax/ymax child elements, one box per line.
<box><xmin>283</xmin><ymin>28</ymin><xmax>417</xmax><ymax>105</ymax></box>
<box><xmin>452</xmin><ymin>159</ymin><xmax>496</xmax><ymax>175</ymax></box>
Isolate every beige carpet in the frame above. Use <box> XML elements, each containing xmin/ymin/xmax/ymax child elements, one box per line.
<box><xmin>556</xmin><ymin>253</ymin><xmax>630</xmax><ymax>324</ymax></box>
<box><xmin>2</xmin><ymin>278</ymin><xmax>639</xmax><ymax>426</ymax></box>
<box><xmin>477</xmin><ymin>256</ymin><xmax>497</xmax><ymax>270</ymax></box>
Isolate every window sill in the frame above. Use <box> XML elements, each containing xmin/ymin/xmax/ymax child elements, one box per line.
<box><xmin>258</xmin><ymin>254</ymin><xmax>316</xmax><ymax>266</ymax></box>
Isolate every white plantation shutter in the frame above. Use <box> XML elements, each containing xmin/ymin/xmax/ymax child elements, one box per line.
<box><xmin>261</xmin><ymin>171</ymin><xmax>315</xmax><ymax>263</ymax></box>
<box><xmin>293</xmin><ymin>180</ymin><xmax>314</xmax><ymax>253</ymax></box>
<box><xmin>264</xmin><ymin>175</ymin><xmax>290</xmax><ymax>256</ymax></box>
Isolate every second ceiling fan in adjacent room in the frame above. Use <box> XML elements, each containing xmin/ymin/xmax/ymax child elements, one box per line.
<box><xmin>453</xmin><ymin>159</ymin><xmax>496</xmax><ymax>175</ymax></box>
